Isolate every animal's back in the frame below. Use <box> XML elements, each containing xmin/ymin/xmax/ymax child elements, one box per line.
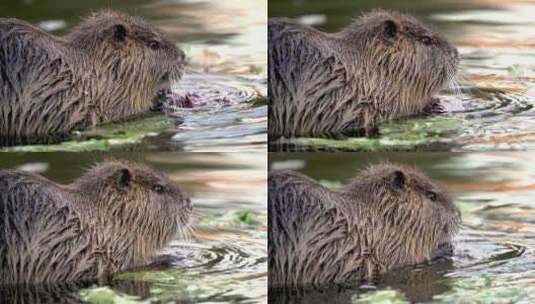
<box><xmin>268</xmin><ymin>171</ymin><xmax>358</xmax><ymax>286</ymax></box>
<box><xmin>0</xmin><ymin>170</ymin><xmax>86</xmax><ymax>283</ymax></box>
<box><xmin>268</xmin><ymin>18</ymin><xmax>357</xmax><ymax>137</ymax></box>
<box><xmin>0</xmin><ymin>19</ymin><xmax>78</xmax><ymax>140</ymax></box>
<box><xmin>0</xmin><ymin>170</ymin><xmax>50</xmax><ymax>233</ymax></box>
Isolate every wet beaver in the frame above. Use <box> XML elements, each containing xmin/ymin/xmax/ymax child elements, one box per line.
<box><xmin>0</xmin><ymin>11</ymin><xmax>186</xmax><ymax>145</ymax></box>
<box><xmin>0</xmin><ymin>160</ymin><xmax>192</xmax><ymax>284</ymax></box>
<box><xmin>268</xmin><ymin>11</ymin><xmax>459</xmax><ymax>138</ymax></box>
<box><xmin>268</xmin><ymin>163</ymin><xmax>461</xmax><ymax>287</ymax></box>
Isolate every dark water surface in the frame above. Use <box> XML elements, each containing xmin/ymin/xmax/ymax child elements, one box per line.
<box><xmin>269</xmin><ymin>152</ymin><xmax>535</xmax><ymax>303</ymax></box>
<box><xmin>0</xmin><ymin>153</ymin><xmax>267</xmax><ymax>303</ymax></box>
<box><xmin>1</xmin><ymin>0</ymin><xmax>267</xmax><ymax>152</ymax></box>
<box><xmin>269</xmin><ymin>0</ymin><xmax>535</xmax><ymax>152</ymax></box>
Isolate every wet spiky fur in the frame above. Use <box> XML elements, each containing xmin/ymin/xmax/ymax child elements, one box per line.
<box><xmin>0</xmin><ymin>11</ymin><xmax>185</xmax><ymax>145</ymax></box>
<box><xmin>268</xmin><ymin>11</ymin><xmax>459</xmax><ymax>138</ymax></box>
<box><xmin>268</xmin><ymin>163</ymin><xmax>461</xmax><ymax>287</ymax></box>
<box><xmin>0</xmin><ymin>160</ymin><xmax>192</xmax><ymax>284</ymax></box>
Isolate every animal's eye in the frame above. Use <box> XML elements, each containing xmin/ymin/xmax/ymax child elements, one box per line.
<box><xmin>148</xmin><ymin>40</ymin><xmax>160</xmax><ymax>50</ymax></box>
<box><xmin>153</xmin><ymin>184</ymin><xmax>164</xmax><ymax>193</ymax></box>
<box><xmin>426</xmin><ymin>191</ymin><xmax>438</xmax><ymax>201</ymax></box>
<box><xmin>420</xmin><ymin>36</ymin><xmax>433</xmax><ymax>45</ymax></box>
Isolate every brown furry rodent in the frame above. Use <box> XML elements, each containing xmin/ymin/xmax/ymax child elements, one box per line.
<box><xmin>0</xmin><ymin>11</ymin><xmax>186</xmax><ymax>145</ymax></box>
<box><xmin>0</xmin><ymin>160</ymin><xmax>192</xmax><ymax>284</ymax></box>
<box><xmin>268</xmin><ymin>11</ymin><xmax>459</xmax><ymax>138</ymax></box>
<box><xmin>268</xmin><ymin>163</ymin><xmax>461</xmax><ymax>287</ymax></box>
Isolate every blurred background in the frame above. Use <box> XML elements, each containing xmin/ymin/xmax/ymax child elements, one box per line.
<box><xmin>269</xmin><ymin>152</ymin><xmax>535</xmax><ymax>303</ymax></box>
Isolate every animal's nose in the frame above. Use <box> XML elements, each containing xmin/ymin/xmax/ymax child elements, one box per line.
<box><xmin>178</xmin><ymin>50</ymin><xmax>186</xmax><ymax>63</ymax></box>
<box><xmin>184</xmin><ymin>197</ymin><xmax>192</xmax><ymax>210</ymax></box>
<box><xmin>451</xmin><ymin>47</ymin><xmax>459</xmax><ymax>61</ymax></box>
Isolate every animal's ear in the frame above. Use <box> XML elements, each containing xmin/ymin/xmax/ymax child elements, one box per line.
<box><xmin>116</xmin><ymin>168</ymin><xmax>132</xmax><ymax>192</ymax></box>
<box><xmin>383</xmin><ymin>20</ymin><xmax>397</xmax><ymax>39</ymax></box>
<box><xmin>390</xmin><ymin>170</ymin><xmax>405</xmax><ymax>192</ymax></box>
<box><xmin>113</xmin><ymin>24</ymin><xmax>127</xmax><ymax>42</ymax></box>
<box><xmin>106</xmin><ymin>24</ymin><xmax>127</xmax><ymax>44</ymax></box>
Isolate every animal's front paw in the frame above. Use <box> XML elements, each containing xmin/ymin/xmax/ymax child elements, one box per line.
<box><xmin>423</xmin><ymin>97</ymin><xmax>446</xmax><ymax>114</ymax></box>
<box><xmin>364</xmin><ymin>126</ymin><xmax>380</xmax><ymax>138</ymax></box>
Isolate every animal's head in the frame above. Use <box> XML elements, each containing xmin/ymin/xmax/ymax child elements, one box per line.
<box><xmin>345</xmin><ymin>11</ymin><xmax>459</xmax><ymax>106</ymax></box>
<box><xmin>68</xmin><ymin>11</ymin><xmax>186</xmax><ymax>105</ymax></box>
<box><xmin>346</xmin><ymin>163</ymin><xmax>461</xmax><ymax>265</ymax></box>
<box><xmin>75</xmin><ymin>160</ymin><xmax>192</xmax><ymax>250</ymax></box>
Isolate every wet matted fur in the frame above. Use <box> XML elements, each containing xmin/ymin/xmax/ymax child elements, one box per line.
<box><xmin>0</xmin><ymin>11</ymin><xmax>185</xmax><ymax>145</ymax></box>
<box><xmin>269</xmin><ymin>11</ymin><xmax>459</xmax><ymax>138</ymax></box>
<box><xmin>0</xmin><ymin>160</ymin><xmax>192</xmax><ymax>283</ymax></box>
<box><xmin>268</xmin><ymin>163</ymin><xmax>461</xmax><ymax>287</ymax></box>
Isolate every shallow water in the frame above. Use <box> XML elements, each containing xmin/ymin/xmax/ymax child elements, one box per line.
<box><xmin>269</xmin><ymin>152</ymin><xmax>535</xmax><ymax>303</ymax></box>
<box><xmin>153</xmin><ymin>73</ymin><xmax>267</xmax><ymax>152</ymax></box>
<box><xmin>269</xmin><ymin>0</ymin><xmax>535</xmax><ymax>152</ymax></box>
<box><xmin>0</xmin><ymin>0</ymin><xmax>267</xmax><ymax>152</ymax></box>
<box><xmin>0</xmin><ymin>152</ymin><xmax>267</xmax><ymax>303</ymax></box>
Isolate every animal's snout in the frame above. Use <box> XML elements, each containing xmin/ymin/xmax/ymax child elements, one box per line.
<box><xmin>177</xmin><ymin>49</ymin><xmax>187</xmax><ymax>63</ymax></box>
<box><xmin>450</xmin><ymin>46</ymin><xmax>460</xmax><ymax>62</ymax></box>
<box><xmin>183</xmin><ymin>197</ymin><xmax>192</xmax><ymax>211</ymax></box>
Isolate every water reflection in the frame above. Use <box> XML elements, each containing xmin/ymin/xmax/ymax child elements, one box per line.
<box><xmin>0</xmin><ymin>280</ymin><xmax>157</xmax><ymax>304</ymax></box>
<box><xmin>269</xmin><ymin>152</ymin><xmax>535</xmax><ymax>303</ymax></box>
